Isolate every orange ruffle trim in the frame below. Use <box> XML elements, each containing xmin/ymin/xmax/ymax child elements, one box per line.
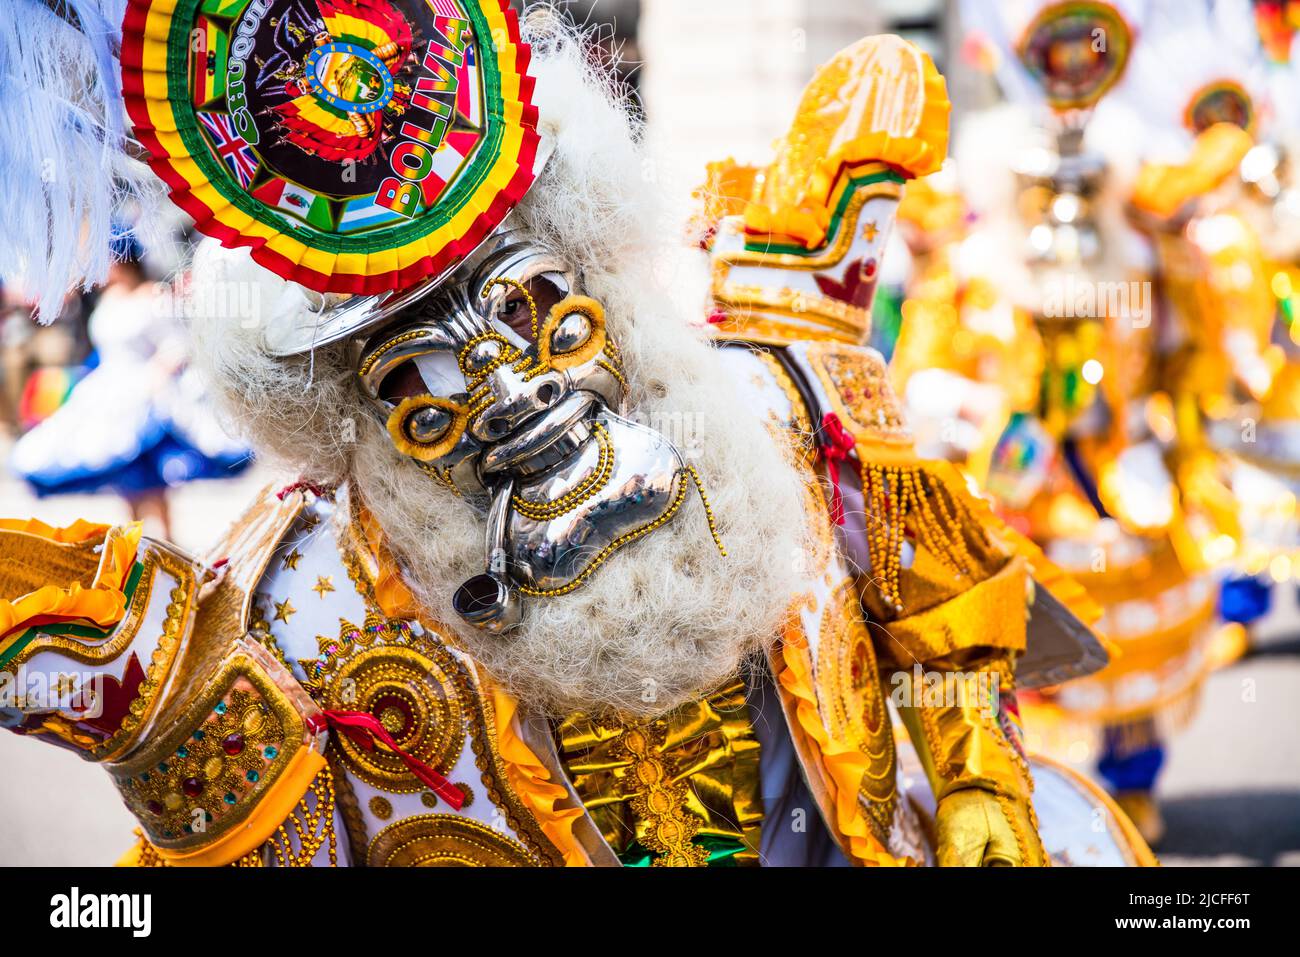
<box><xmin>491</xmin><ymin>688</ymin><xmax>590</xmax><ymax>866</ymax></box>
<box><xmin>0</xmin><ymin>519</ymin><xmax>142</xmax><ymax>641</ymax></box>
<box><xmin>776</xmin><ymin>613</ymin><xmax>912</xmax><ymax>867</ymax></box>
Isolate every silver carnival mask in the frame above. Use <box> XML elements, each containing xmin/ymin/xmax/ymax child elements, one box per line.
<box><xmin>354</xmin><ymin>236</ymin><xmax>706</xmax><ymax>634</ymax></box>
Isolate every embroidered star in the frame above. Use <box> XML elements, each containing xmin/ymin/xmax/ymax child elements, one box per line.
<box><xmin>862</xmin><ymin>220</ymin><xmax>880</xmax><ymax>242</ymax></box>
<box><xmin>273</xmin><ymin>598</ymin><xmax>297</xmax><ymax>624</ymax></box>
<box><xmin>312</xmin><ymin>575</ymin><xmax>335</xmax><ymax>599</ymax></box>
<box><xmin>282</xmin><ymin>549</ymin><xmax>303</xmax><ymax>571</ymax></box>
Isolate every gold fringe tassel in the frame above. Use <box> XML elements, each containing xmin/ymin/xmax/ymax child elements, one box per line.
<box><xmin>860</xmin><ymin>462</ymin><xmax>987</xmax><ymax>611</ymax></box>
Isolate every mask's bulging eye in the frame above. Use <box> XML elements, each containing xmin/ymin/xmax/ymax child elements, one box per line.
<box><xmin>387</xmin><ymin>396</ymin><xmax>469</xmax><ymax>462</ymax></box>
<box><xmin>407</xmin><ymin>404</ymin><xmax>453</xmax><ymax>444</ymax></box>
<box><xmin>550</xmin><ymin>312</ymin><xmax>592</xmax><ymax>354</ymax></box>
<box><xmin>539</xmin><ymin>295</ymin><xmax>606</xmax><ymax>370</ymax></box>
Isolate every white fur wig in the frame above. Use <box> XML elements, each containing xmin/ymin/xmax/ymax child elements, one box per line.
<box><xmin>186</xmin><ymin>14</ymin><xmax>814</xmax><ymax>719</ymax></box>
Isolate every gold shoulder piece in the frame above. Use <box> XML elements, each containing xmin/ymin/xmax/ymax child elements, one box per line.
<box><xmin>706</xmin><ymin>36</ymin><xmax>948</xmax><ymax>347</ymax></box>
<box><xmin>189</xmin><ymin>484</ymin><xmax>306</xmax><ymax>663</ymax></box>
<box><xmin>744</xmin><ymin>34</ymin><xmax>949</xmax><ymax>250</ymax></box>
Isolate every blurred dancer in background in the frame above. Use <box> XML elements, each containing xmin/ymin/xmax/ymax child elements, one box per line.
<box><xmin>910</xmin><ymin>0</ymin><xmax>1251</xmax><ymax>844</ymax></box>
<box><xmin>8</xmin><ymin>234</ymin><xmax>249</xmax><ymax>539</ymax></box>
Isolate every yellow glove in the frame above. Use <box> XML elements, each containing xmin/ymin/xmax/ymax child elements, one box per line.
<box><xmin>935</xmin><ymin>788</ymin><xmax>1046</xmax><ymax>867</ymax></box>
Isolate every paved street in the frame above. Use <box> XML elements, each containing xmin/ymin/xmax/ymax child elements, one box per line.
<box><xmin>1</xmin><ymin>467</ymin><xmax>1297</xmax><ymax>866</ymax></box>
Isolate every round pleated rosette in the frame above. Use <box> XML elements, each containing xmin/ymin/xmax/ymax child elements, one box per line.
<box><xmin>1015</xmin><ymin>1</ymin><xmax>1133</xmax><ymax>112</ymax></box>
<box><xmin>122</xmin><ymin>0</ymin><xmax>541</xmax><ymax>295</ymax></box>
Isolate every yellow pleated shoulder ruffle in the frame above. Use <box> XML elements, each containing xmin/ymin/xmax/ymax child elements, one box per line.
<box><xmin>743</xmin><ymin>34</ymin><xmax>950</xmax><ymax>250</ymax></box>
<box><xmin>0</xmin><ymin>518</ymin><xmax>143</xmax><ymax>643</ymax></box>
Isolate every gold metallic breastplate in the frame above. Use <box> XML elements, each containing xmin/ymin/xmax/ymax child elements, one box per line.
<box><xmin>554</xmin><ymin>678</ymin><xmax>763</xmax><ymax>866</ymax></box>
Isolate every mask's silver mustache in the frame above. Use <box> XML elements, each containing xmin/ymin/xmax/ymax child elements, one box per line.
<box><xmin>479</xmin><ymin>391</ymin><xmax>596</xmax><ymax>477</ymax></box>
<box><xmin>455</xmin><ymin>392</ymin><xmax>597</xmax><ymax>634</ymax></box>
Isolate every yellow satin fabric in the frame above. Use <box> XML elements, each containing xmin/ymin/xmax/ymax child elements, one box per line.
<box><xmin>935</xmin><ymin>787</ymin><xmax>1044</xmax><ymax>867</ymax></box>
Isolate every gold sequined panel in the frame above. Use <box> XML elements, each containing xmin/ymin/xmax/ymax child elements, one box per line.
<box><xmin>805</xmin><ymin>341</ymin><xmax>910</xmax><ymax>444</ymax></box>
<box><xmin>367</xmin><ymin>814</ymin><xmax>536</xmax><ymax>866</ymax></box>
<box><xmin>816</xmin><ymin>580</ymin><xmax>897</xmax><ymax>844</ymax></box>
<box><xmin>554</xmin><ymin>678</ymin><xmax>763</xmax><ymax>866</ymax></box>
<box><xmin>109</xmin><ymin>643</ymin><xmax>309</xmax><ymax>852</ymax></box>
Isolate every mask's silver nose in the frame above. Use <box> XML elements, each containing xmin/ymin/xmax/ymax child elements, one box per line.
<box><xmin>469</xmin><ymin>364</ymin><xmax>566</xmax><ymax>443</ymax></box>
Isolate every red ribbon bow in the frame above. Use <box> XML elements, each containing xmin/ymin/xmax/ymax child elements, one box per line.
<box><xmin>277</xmin><ymin>480</ymin><xmax>332</xmax><ymax>501</ymax></box>
<box><xmin>321</xmin><ymin>710</ymin><xmax>464</xmax><ymax>811</ymax></box>
<box><xmin>818</xmin><ymin>412</ymin><xmax>857</xmax><ymax>527</ymax></box>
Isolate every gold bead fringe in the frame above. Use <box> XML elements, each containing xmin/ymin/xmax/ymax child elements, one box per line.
<box><xmin>861</xmin><ymin>463</ymin><xmax>985</xmax><ymax>611</ymax></box>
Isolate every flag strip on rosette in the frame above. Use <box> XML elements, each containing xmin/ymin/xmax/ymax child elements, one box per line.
<box><xmin>339</xmin><ymin>194</ymin><xmax>409</xmax><ymax>234</ymax></box>
<box><xmin>197</xmin><ymin>111</ymin><xmax>259</xmax><ymax>189</ymax></box>
<box><xmin>121</xmin><ymin>0</ymin><xmax>542</xmax><ymax>296</ymax></box>
<box><xmin>189</xmin><ymin>16</ymin><xmax>228</xmax><ymax>107</ymax></box>
<box><xmin>457</xmin><ymin>40</ymin><xmax>483</xmax><ymax>128</ymax></box>
<box><xmin>252</xmin><ymin>176</ymin><xmax>336</xmax><ymax>231</ymax></box>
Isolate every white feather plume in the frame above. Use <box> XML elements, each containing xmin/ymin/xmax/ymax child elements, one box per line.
<box><xmin>0</xmin><ymin>0</ymin><xmax>156</xmax><ymax>320</ymax></box>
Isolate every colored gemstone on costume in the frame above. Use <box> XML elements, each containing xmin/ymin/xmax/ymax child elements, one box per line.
<box><xmin>224</xmin><ymin>792</ymin><xmax>238</xmax><ymax>805</ymax></box>
<box><xmin>222</xmin><ymin>732</ymin><xmax>246</xmax><ymax>755</ymax></box>
<box><xmin>146</xmin><ymin>800</ymin><xmax>164</xmax><ymax>816</ymax></box>
<box><xmin>182</xmin><ymin>777</ymin><xmax>204</xmax><ymax>797</ymax></box>
<box><xmin>264</xmin><ymin>746</ymin><xmax>279</xmax><ymax>759</ymax></box>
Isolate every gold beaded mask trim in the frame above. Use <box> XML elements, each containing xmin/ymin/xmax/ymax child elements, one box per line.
<box><xmin>352</xmin><ymin>234</ymin><xmax>724</xmax><ymax>635</ymax></box>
